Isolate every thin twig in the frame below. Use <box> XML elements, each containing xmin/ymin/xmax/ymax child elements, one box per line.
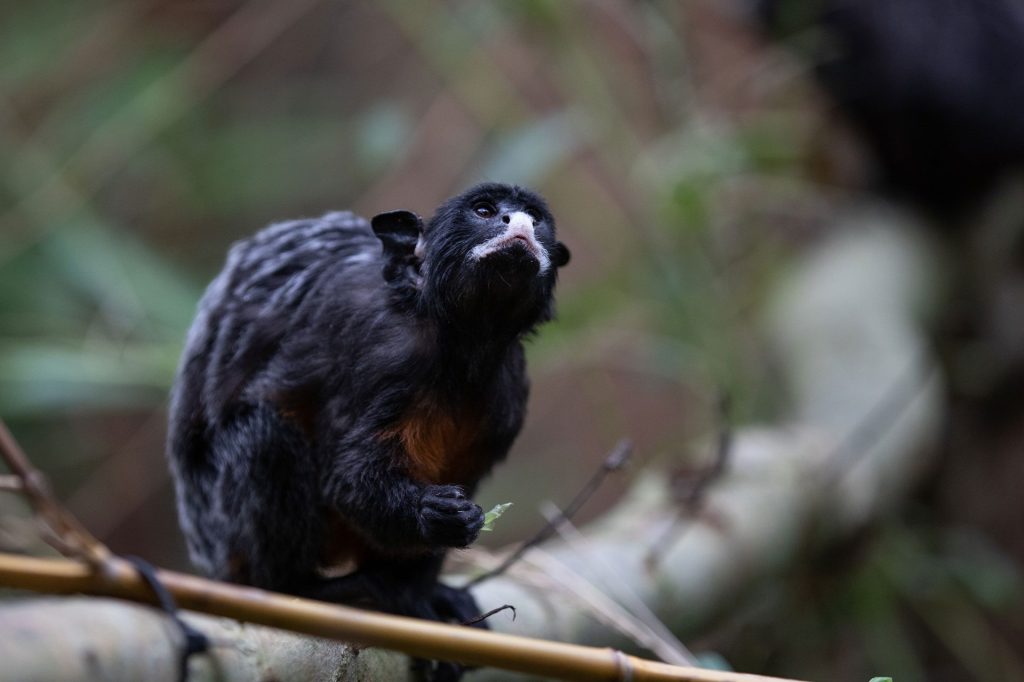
<box><xmin>540</xmin><ymin>503</ymin><xmax>699</xmax><ymax>666</ymax></box>
<box><xmin>467</xmin><ymin>438</ymin><xmax>633</xmax><ymax>588</ymax></box>
<box><xmin>459</xmin><ymin>542</ymin><xmax>701</xmax><ymax>658</ymax></box>
<box><xmin>681</xmin><ymin>393</ymin><xmax>733</xmax><ymax>509</ymax></box>
<box><xmin>0</xmin><ymin>419</ymin><xmax>110</xmax><ymax>565</ymax></box>
<box><xmin>821</xmin><ymin>357</ymin><xmax>934</xmax><ymax>485</ymax></box>
<box><xmin>645</xmin><ymin>394</ymin><xmax>733</xmax><ymax>571</ymax></box>
<box><xmin>525</xmin><ymin>546</ymin><xmax>699</xmax><ymax>668</ymax></box>
<box><xmin>0</xmin><ymin>552</ymin><xmax>806</xmax><ymax>682</ymax></box>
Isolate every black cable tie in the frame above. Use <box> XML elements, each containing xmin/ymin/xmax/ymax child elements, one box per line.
<box><xmin>124</xmin><ymin>555</ymin><xmax>209</xmax><ymax>682</ymax></box>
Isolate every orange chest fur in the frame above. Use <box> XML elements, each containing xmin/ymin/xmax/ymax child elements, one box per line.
<box><xmin>382</xmin><ymin>400</ymin><xmax>485</xmax><ymax>485</ymax></box>
<box><xmin>321</xmin><ymin>399</ymin><xmax>487</xmax><ymax>572</ymax></box>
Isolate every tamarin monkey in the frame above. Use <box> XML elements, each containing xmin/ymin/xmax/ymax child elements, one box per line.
<box><xmin>167</xmin><ymin>183</ymin><xmax>569</xmax><ymax>680</ymax></box>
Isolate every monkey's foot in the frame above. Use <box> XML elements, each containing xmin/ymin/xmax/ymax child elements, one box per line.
<box><xmin>405</xmin><ymin>584</ymin><xmax>497</xmax><ymax>681</ymax></box>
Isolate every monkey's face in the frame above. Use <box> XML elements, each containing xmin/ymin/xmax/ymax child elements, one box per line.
<box><xmin>372</xmin><ymin>183</ymin><xmax>570</xmax><ymax>329</ymax></box>
<box><xmin>423</xmin><ymin>184</ymin><xmax>570</xmax><ymax>325</ymax></box>
<box><xmin>462</xmin><ymin>188</ymin><xmax>565</xmax><ymax>274</ymax></box>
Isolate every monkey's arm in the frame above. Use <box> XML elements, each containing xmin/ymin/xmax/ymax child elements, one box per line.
<box><xmin>321</xmin><ymin>427</ymin><xmax>484</xmax><ymax>552</ymax></box>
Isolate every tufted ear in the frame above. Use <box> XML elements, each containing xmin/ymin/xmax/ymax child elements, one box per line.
<box><xmin>371</xmin><ymin>210</ymin><xmax>423</xmax><ymax>259</ymax></box>
<box><xmin>552</xmin><ymin>241</ymin><xmax>571</xmax><ymax>268</ymax></box>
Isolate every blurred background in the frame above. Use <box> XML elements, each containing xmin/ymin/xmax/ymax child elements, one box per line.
<box><xmin>1</xmin><ymin>1</ymin><xmax>1023</xmax><ymax>680</ymax></box>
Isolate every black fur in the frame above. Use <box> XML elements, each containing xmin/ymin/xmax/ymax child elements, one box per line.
<box><xmin>758</xmin><ymin>0</ymin><xmax>1024</xmax><ymax>216</ymax></box>
<box><xmin>167</xmin><ymin>184</ymin><xmax>568</xmax><ymax>679</ymax></box>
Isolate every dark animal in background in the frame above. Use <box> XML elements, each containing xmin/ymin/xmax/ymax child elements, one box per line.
<box><xmin>757</xmin><ymin>0</ymin><xmax>1024</xmax><ymax>216</ymax></box>
<box><xmin>167</xmin><ymin>183</ymin><xmax>569</xmax><ymax>679</ymax></box>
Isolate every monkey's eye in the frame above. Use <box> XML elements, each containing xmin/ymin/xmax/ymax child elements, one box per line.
<box><xmin>525</xmin><ymin>208</ymin><xmax>542</xmax><ymax>222</ymax></box>
<box><xmin>473</xmin><ymin>202</ymin><xmax>497</xmax><ymax>219</ymax></box>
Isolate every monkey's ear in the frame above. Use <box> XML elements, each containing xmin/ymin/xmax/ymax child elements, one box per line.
<box><xmin>552</xmin><ymin>241</ymin><xmax>571</xmax><ymax>268</ymax></box>
<box><xmin>371</xmin><ymin>210</ymin><xmax>423</xmax><ymax>258</ymax></box>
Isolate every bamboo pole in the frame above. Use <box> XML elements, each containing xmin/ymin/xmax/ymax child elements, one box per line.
<box><xmin>0</xmin><ymin>552</ymin><xmax>803</xmax><ymax>682</ymax></box>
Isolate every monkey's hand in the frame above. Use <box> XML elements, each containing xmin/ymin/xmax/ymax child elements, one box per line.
<box><xmin>417</xmin><ymin>485</ymin><xmax>484</xmax><ymax>548</ymax></box>
<box><xmin>323</xmin><ymin>433</ymin><xmax>485</xmax><ymax>551</ymax></box>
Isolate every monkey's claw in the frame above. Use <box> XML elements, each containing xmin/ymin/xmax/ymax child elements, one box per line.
<box><xmin>433</xmin><ymin>584</ymin><xmax>488</xmax><ymax>628</ymax></box>
<box><xmin>418</xmin><ymin>485</ymin><xmax>484</xmax><ymax>548</ymax></box>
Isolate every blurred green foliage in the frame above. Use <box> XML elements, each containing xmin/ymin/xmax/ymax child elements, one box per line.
<box><xmin>0</xmin><ymin>0</ymin><xmax>801</xmax><ymax>423</ymax></box>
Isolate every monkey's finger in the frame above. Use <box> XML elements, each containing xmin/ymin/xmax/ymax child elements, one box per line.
<box><xmin>420</xmin><ymin>493</ymin><xmax>477</xmax><ymax>514</ymax></box>
<box><xmin>425</xmin><ymin>484</ymin><xmax>467</xmax><ymax>500</ymax></box>
<box><xmin>423</xmin><ymin>497</ymin><xmax>472</xmax><ymax>510</ymax></box>
<box><xmin>419</xmin><ymin>503</ymin><xmax>480</xmax><ymax>525</ymax></box>
<box><xmin>461</xmin><ymin>511</ymin><xmax>485</xmax><ymax>535</ymax></box>
<box><xmin>419</xmin><ymin>507</ymin><xmax>484</xmax><ymax>546</ymax></box>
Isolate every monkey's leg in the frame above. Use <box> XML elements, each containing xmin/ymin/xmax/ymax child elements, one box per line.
<box><xmin>294</xmin><ymin>571</ymin><xmax>381</xmax><ymax>608</ymax></box>
<box><xmin>207</xmin><ymin>404</ymin><xmax>324</xmax><ymax>590</ymax></box>
<box><xmin>303</xmin><ymin>555</ymin><xmax>473</xmax><ymax>682</ymax></box>
<box><xmin>369</xmin><ymin>556</ymin><xmax>478</xmax><ymax>682</ymax></box>
<box><xmin>303</xmin><ymin>553</ymin><xmax>444</xmax><ymax>614</ymax></box>
<box><xmin>295</xmin><ymin>564</ymin><xmax>470</xmax><ymax>682</ymax></box>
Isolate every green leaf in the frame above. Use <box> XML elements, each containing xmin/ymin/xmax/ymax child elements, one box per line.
<box><xmin>481</xmin><ymin>502</ymin><xmax>513</xmax><ymax>532</ymax></box>
<box><xmin>869</xmin><ymin>677</ymin><xmax>894</xmax><ymax>682</ymax></box>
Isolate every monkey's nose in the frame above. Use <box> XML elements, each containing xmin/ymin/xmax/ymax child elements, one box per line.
<box><xmin>504</xmin><ymin>212</ymin><xmax>535</xmax><ymax>231</ymax></box>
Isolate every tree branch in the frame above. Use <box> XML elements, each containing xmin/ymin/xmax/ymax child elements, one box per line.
<box><xmin>0</xmin><ymin>552</ymin><xmax>802</xmax><ymax>682</ymax></box>
<box><xmin>0</xmin><ymin>420</ymin><xmax>110</xmax><ymax>564</ymax></box>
